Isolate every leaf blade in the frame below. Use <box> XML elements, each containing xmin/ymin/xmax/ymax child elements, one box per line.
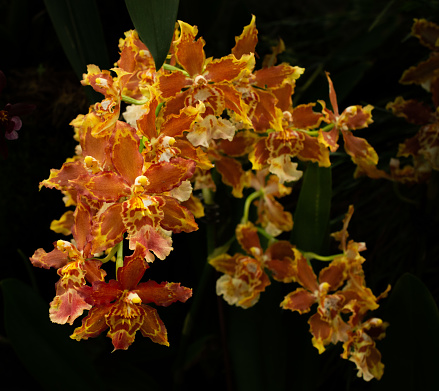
<box><xmin>125</xmin><ymin>0</ymin><xmax>179</xmax><ymax>70</ymax></box>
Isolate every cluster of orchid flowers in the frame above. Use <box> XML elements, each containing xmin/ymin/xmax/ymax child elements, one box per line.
<box><xmin>30</xmin><ymin>16</ymin><xmax>392</xmax><ymax>381</ymax></box>
<box><xmin>386</xmin><ymin>18</ymin><xmax>439</xmax><ymax>182</ymax></box>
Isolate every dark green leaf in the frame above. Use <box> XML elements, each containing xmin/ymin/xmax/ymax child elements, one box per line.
<box><xmin>1</xmin><ymin>278</ymin><xmax>103</xmax><ymax>391</ymax></box>
<box><xmin>43</xmin><ymin>0</ymin><xmax>110</xmax><ymax>79</ymax></box>
<box><xmin>371</xmin><ymin>273</ymin><xmax>439</xmax><ymax>390</ymax></box>
<box><xmin>291</xmin><ymin>163</ymin><xmax>332</xmax><ymax>253</ymax></box>
<box><xmin>125</xmin><ymin>0</ymin><xmax>179</xmax><ymax>70</ymax></box>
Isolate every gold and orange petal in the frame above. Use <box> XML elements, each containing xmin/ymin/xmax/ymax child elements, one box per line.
<box><xmin>399</xmin><ymin>54</ymin><xmax>439</xmax><ymax>85</ymax></box>
<box><xmin>232</xmin><ymin>14</ymin><xmax>258</xmax><ymax>60</ymax></box>
<box><xmin>71</xmin><ymin>303</ymin><xmax>113</xmax><ymax>341</ymax></box>
<box><xmin>174</xmin><ymin>21</ymin><xmax>206</xmax><ymax>77</ymax></box>
<box><xmin>281</xmin><ymin>288</ymin><xmax>316</xmax><ymax>314</ymax></box>
<box><xmin>214</xmin><ymin>156</ymin><xmax>249</xmax><ymax>198</ymax></box>
<box><xmin>290</xmin><ymin>103</ymin><xmax>325</xmax><ymax>129</ymax></box>
<box><xmin>109</xmin><ymin>121</ymin><xmax>143</xmax><ymax>185</ymax></box>
<box><xmin>386</xmin><ymin>96</ymin><xmax>433</xmax><ymax>125</ymax></box>
<box><xmin>411</xmin><ymin>18</ymin><xmax>439</xmax><ymax>51</ymax></box>
<box><xmin>50</xmin><ymin>211</ymin><xmax>75</xmax><ymax>236</ymax></box>
<box><xmin>90</xmin><ymin>203</ymin><xmax>126</xmax><ymax>255</ymax></box>
<box><xmin>160</xmin><ymin>196</ymin><xmax>198</xmax><ymax>233</ymax></box>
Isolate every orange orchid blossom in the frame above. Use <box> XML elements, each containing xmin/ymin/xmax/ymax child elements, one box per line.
<box><xmin>71</xmin><ymin>243</ymin><xmax>192</xmax><ymax>351</ymax></box>
<box><xmin>157</xmin><ymin>21</ymin><xmax>255</xmax><ymax>148</ymax></box>
<box><xmin>209</xmin><ymin>221</ymin><xmax>298</xmax><ymax>308</ymax></box>
<box><xmin>318</xmin><ymin>72</ymin><xmax>388</xmax><ymax>179</ymax></box>
<box><xmin>30</xmin><ymin>240</ymin><xmax>106</xmax><ymax>325</ymax></box>
<box><xmin>386</xmin><ymin>19</ymin><xmax>439</xmax><ymax>183</ymax></box>
<box><xmin>281</xmin><ymin>206</ymin><xmax>390</xmax><ymax>381</ymax></box>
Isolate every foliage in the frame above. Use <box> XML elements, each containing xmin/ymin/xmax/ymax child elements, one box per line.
<box><xmin>2</xmin><ymin>1</ymin><xmax>439</xmax><ymax>390</ymax></box>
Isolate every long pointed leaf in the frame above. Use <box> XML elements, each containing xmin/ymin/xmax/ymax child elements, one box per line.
<box><xmin>291</xmin><ymin>163</ymin><xmax>332</xmax><ymax>253</ymax></box>
<box><xmin>44</xmin><ymin>0</ymin><xmax>110</xmax><ymax>79</ymax></box>
<box><xmin>125</xmin><ymin>0</ymin><xmax>179</xmax><ymax>70</ymax></box>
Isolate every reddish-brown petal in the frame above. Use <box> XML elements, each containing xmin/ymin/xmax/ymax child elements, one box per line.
<box><xmin>80</xmin><ymin>280</ymin><xmax>121</xmax><ymax>306</ymax></box>
<box><xmin>160</xmin><ymin>196</ymin><xmax>198</xmax><ymax>233</ymax></box>
<box><xmin>400</xmin><ymin>53</ymin><xmax>439</xmax><ymax>85</ymax></box>
<box><xmin>281</xmin><ymin>288</ymin><xmax>316</xmax><ymax>313</ymax></box>
<box><xmin>90</xmin><ymin>203</ymin><xmax>126</xmax><ymax>255</ymax></box>
<box><xmin>72</xmin><ymin>198</ymin><xmax>92</xmax><ymax>253</ymax></box>
<box><xmin>298</xmin><ymin>132</ymin><xmax>331</xmax><ymax>167</ymax></box>
<box><xmin>40</xmin><ymin>160</ymin><xmax>88</xmax><ymax>191</ymax></box>
<box><xmin>175</xmin><ymin>21</ymin><xmax>206</xmax><ymax>77</ymax></box>
<box><xmin>117</xmin><ymin>243</ymin><xmax>148</xmax><ymax>290</ymax></box>
<box><xmin>296</xmin><ymin>256</ymin><xmax>319</xmax><ymax>292</ymax></box>
<box><xmin>308</xmin><ymin>312</ymin><xmax>333</xmax><ymax>353</ymax></box>
<box><xmin>70</xmin><ymin>303</ymin><xmax>113</xmax><ymax>341</ymax></box>
<box><xmin>231</xmin><ymin>14</ymin><xmax>258</xmax><ymax>59</ymax></box>
<box><xmin>318</xmin><ymin>261</ymin><xmax>346</xmax><ymax>291</ymax></box>
<box><xmin>254</xmin><ymin>64</ymin><xmax>303</xmax><ymax>89</ymax></box>
<box><xmin>209</xmin><ymin>253</ymin><xmax>242</xmax><ymax>275</ymax></box>
<box><xmin>325</xmin><ymin>72</ymin><xmax>339</xmax><ymax>116</ymax></box>
<box><xmin>412</xmin><ymin>18</ymin><xmax>439</xmax><ymax>50</ymax></box>
<box><xmin>291</xmin><ymin>103</ymin><xmax>324</xmax><ymax>129</ymax></box>
<box><xmin>249</xmin><ymin>137</ymin><xmax>269</xmax><ymax>170</ymax></box>
<box><xmin>217</xmin><ymin>130</ymin><xmax>259</xmax><ymax>157</ymax></box>
<box><xmin>72</xmin><ymin>171</ymin><xmax>131</xmax><ymax>202</ymax></box>
<box><xmin>236</xmin><ymin>222</ymin><xmax>262</xmax><ymax>255</ymax></box>
<box><xmin>215</xmin><ymin>156</ymin><xmax>248</xmax><ymax>198</ymax></box>
<box><xmin>342</xmin><ymin>131</ymin><xmax>378</xmax><ymax>165</ymax></box>
<box><xmin>204</xmin><ymin>54</ymin><xmax>254</xmax><ymax>83</ymax></box>
<box><xmin>136</xmin><ymin>97</ymin><xmax>159</xmax><ymax>139</ymax></box>
<box><xmin>30</xmin><ymin>247</ymin><xmax>69</xmax><ymax>269</ymax></box>
<box><xmin>110</xmin><ymin>121</ymin><xmax>143</xmax><ymax>185</ymax></box>
<box><xmin>157</xmin><ymin>71</ymin><xmax>192</xmax><ymax>99</ymax></box>
<box><xmin>161</xmin><ymin>106</ymin><xmax>199</xmax><ymax>138</ymax></box>
<box><xmin>83</xmin><ymin>259</ymin><xmax>106</xmax><ymax>283</ymax></box>
<box><xmin>136</xmin><ymin>281</ymin><xmax>192</xmax><ymax>306</ymax></box>
<box><xmin>386</xmin><ymin>96</ymin><xmax>433</xmax><ymax>125</ymax></box>
<box><xmin>139</xmin><ymin>305</ymin><xmax>169</xmax><ymax>346</ymax></box>
<box><xmin>144</xmin><ymin>157</ymin><xmax>196</xmax><ymax>194</ymax></box>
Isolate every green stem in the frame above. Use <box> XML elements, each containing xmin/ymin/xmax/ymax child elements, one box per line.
<box><xmin>87</xmin><ymin>242</ymin><xmax>120</xmax><ymax>263</ymax></box>
<box><xmin>155</xmin><ymin>101</ymin><xmax>165</xmax><ymax>116</ymax></box>
<box><xmin>242</xmin><ymin>190</ymin><xmax>264</xmax><ymax>224</ymax></box>
<box><xmin>302</xmin><ymin>251</ymin><xmax>342</xmax><ymax>262</ymax></box>
<box><xmin>121</xmin><ymin>94</ymin><xmax>149</xmax><ymax>105</ymax></box>
<box><xmin>321</xmin><ymin>123</ymin><xmax>335</xmax><ymax>132</ymax></box>
<box><xmin>256</xmin><ymin>227</ymin><xmax>277</xmax><ymax>243</ymax></box>
<box><xmin>163</xmin><ymin>63</ymin><xmax>190</xmax><ymax>77</ymax></box>
<box><xmin>115</xmin><ymin>240</ymin><xmax>124</xmax><ymax>276</ymax></box>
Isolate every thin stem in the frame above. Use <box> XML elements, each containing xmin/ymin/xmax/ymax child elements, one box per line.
<box><xmin>121</xmin><ymin>94</ymin><xmax>149</xmax><ymax>105</ymax></box>
<box><xmin>115</xmin><ymin>240</ymin><xmax>124</xmax><ymax>276</ymax></box>
<box><xmin>163</xmin><ymin>63</ymin><xmax>190</xmax><ymax>77</ymax></box>
<box><xmin>87</xmin><ymin>242</ymin><xmax>120</xmax><ymax>263</ymax></box>
<box><xmin>321</xmin><ymin>123</ymin><xmax>335</xmax><ymax>132</ymax></box>
<box><xmin>256</xmin><ymin>227</ymin><xmax>277</xmax><ymax>243</ymax></box>
<box><xmin>242</xmin><ymin>190</ymin><xmax>264</xmax><ymax>223</ymax></box>
<box><xmin>302</xmin><ymin>251</ymin><xmax>342</xmax><ymax>262</ymax></box>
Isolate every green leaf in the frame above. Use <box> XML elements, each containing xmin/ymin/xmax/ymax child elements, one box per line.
<box><xmin>1</xmin><ymin>278</ymin><xmax>103</xmax><ymax>391</ymax></box>
<box><xmin>371</xmin><ymin>273</ymin><xmax>439</xmax><ymax>390</ymax></box>
<box><xmin>125</xmin><ymin>0</ymin><xmax>179</xmax><ymax>70</ymax></box>
<box><xmin>43</xmin><ymin>0</ymin><xmax>110</xmax><ymax>79</ymax></box>
<box><xmin>291</xmin><ymin>163</ymin><xmax>332</xmax><ymax>253</ymax></box>
<box><xmin>226</xmin><ymin>282</ymin><xmax>288</xmax><ymax>391</ymax></box>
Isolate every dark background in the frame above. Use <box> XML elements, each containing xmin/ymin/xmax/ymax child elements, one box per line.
<box><xmin>1</xmin><ymin>0</ymin><xmax>439</xmax><ymax>390</ymax></box>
